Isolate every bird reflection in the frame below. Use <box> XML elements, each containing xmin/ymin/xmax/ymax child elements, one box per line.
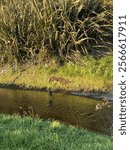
<box><xmin>48</xmin><ymin>97</ymin><xmax>53</xmax><ymax>107</ymax></box>
<box><xmin>47</xmin><ymin>88</ymin><xmax>53</xmax><ymax>107</ymax></box>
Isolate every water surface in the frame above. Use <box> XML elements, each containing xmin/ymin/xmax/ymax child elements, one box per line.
<box><xmin>0</xmin><ymin>88</ymin><xmax>112</xmax><ymax>135</ymax></box>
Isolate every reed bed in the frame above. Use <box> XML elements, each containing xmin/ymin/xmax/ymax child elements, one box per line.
<box><xmin>0</xmin><ymin>0</ymin><xmax>112</xmax><ymax>66</ymax></box>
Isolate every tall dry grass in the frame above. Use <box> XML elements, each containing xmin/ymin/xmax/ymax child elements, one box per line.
<box><xmin>0</xmin><ymin>0</ymin><xmax>112</xmax><ymax>66</ymax></box>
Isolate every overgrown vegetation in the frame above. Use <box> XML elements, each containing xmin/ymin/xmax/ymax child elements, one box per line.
<box><xmin>0</xmin><ymin>55</ymin><xmax>112</xmax><ymax>92</ymax></box>
<box><xmin>0</xmin><ymin>114</ymin><xmax>112</xmax><ymax>150</ymax></box>
<box><xmin>0</xmin><ymin>0</ymin><xmax>113</xmax><ymax>91</ymax></box>
<box><xmin>0</xmin><ymin>0</ymin><xmax>112</xmax><ymax>66</ymax></box>
<box><xmin>0</xmin><ymin>1</ymin><xmax>113</xmax><ymax>148</ymax></box>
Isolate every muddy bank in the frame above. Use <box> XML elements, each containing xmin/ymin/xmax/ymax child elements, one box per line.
<box><xmin>0</xmin><ymin>83</ymin><xmax>113</xmax><ymax>102</ymax></box>
<box><xmin>70</xmin><ymin>91</ymin><xmax>113</xmax><ymax>102</ymax></box>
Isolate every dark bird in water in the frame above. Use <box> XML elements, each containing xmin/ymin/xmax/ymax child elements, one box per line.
<box><xmin>47</xmin><ymin>88</ymin><xmax>52</xmax><ymax>96</ymax></box>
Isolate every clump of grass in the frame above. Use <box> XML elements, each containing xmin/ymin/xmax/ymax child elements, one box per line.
<box><xmin>0</xmin><ymin>114</ymin><xmax>112</xmax><ymax>150</ymax></box>
<box><xmin>19</xmin><ymin>106</ymin><xmax>39</xmax><ymax>118</ymax></box>
<box><xmin>0</xmin><ymin>0</ymin><xmax>112</xmax><ymax>66</ymax></box>
<box><xmin>51</xmin><ymin>120</ymin><xmax>61</xmax><ymax>128</ymax></box>
<box><xmin>56</xmin><ymin>55</ymin><xmax>112</xmax><ymax>79</ymax></box>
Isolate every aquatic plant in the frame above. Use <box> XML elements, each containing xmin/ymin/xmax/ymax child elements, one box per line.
<box><xmin>19</xmin><ymin>106</ymin><xmax>39</xmax><ymax>118</ymax></box>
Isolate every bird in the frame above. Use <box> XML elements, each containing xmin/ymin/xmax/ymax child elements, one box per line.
<box><xmin>96</xmin><ymin>104</ymin><xmax>103</xmax><ymax>110</ymax></box>
<box><xmin>47</xmin><ymin>87</ymin><xmax>52</xmax><ymax>96</ymax></box>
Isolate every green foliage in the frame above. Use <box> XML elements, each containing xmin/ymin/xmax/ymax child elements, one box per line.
<box><xmin>0</xmin><ymin>0</ymin><xmax>112</xmax><ymax>65</ymax></box>
<box><xmin>57</xmin><ymin>55</ymin><xmax>112</xmax><ymax>79</ymax></box>
<box><xmin>0</xmin><ymin>114</ymin><xmax>112</xmax><ymax>150</ymax></box>
<box><xmin>0</xmin><ymin>55</ymin><xmax>112</xmax><ymax>92</ymax></box>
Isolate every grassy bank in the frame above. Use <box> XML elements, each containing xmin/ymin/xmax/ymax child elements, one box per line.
<box><xmin>0</xmin><ymin>114</ymin><xmax>112</xmax><ymax>150</ymax></box>
<box><xmin>0</xmin><ymin>0</ymin><xmax>112</xmax><ymax>92</ymax></box>
<box><xmin>0</xmin><ymin>55</ymin><xmax>112</xmax><ymax>92</ymax></box>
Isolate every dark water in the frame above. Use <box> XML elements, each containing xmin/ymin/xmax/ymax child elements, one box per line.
<box><xmin>0</xmin><ymin>88</ymin><xmax>112</xmax><ymax>135</ymax></box>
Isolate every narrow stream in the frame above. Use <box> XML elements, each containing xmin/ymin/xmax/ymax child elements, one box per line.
<box><xmin>0</xmin><ymin>88</ymin><xmax>112</xmax><ymax>135</ymax></box>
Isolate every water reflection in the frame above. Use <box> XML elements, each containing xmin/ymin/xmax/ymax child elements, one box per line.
<box><xmin>0</xmin><ymin>88</ymin><xmax>112</xmax><ymax>135</ymax></box>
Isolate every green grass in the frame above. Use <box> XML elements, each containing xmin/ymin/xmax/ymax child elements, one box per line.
<box><xmin>0</xmin><ymin>55</ymin><xmax>112</xmax><ymax>92</ymax></box>
<box><xmin>0</xmin><ymin>114</ymin><xmax>112</xmax><ymax>150</ymax></box>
